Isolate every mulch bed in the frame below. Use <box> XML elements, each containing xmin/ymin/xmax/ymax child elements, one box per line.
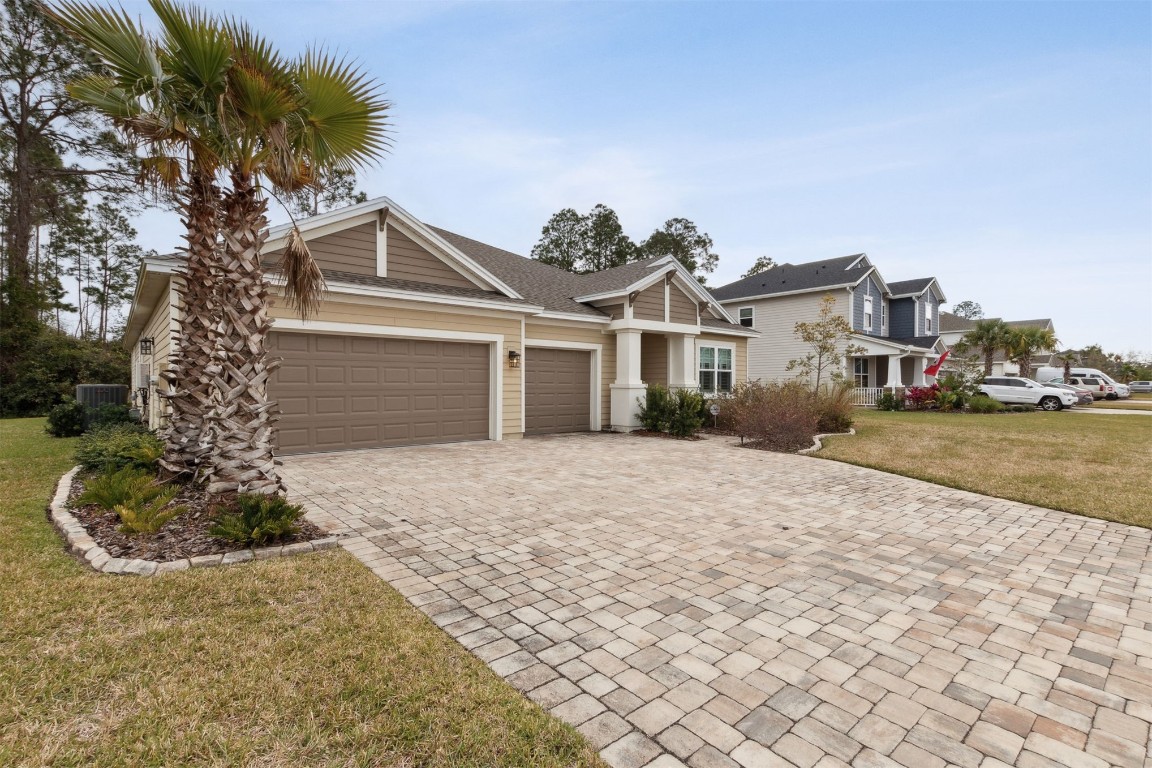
<box><xmin>630</xmin><ymin>429</ymin><xmax>703</xmax><ymax>441</ymax></box>
<box><xmin>65</xmin><ymin>474</ymin><xmax>324</xmax><ymax>562</ymax></box>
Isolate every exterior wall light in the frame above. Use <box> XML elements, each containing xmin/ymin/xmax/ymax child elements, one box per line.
<box><xmin>508</xmin><ymin>349</ymin><xmax>521</xmax><ymax>369</ymax></box>
<box><xmin>139</xmin><ymin>337</ymin><xmax>154</xmax><ymax>355</ymax></box>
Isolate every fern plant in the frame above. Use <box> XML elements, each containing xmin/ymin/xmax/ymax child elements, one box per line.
<box><xmin>209</xmin><ymin>494</ymin><xmax>304</xmax><ymax>546</ymax></box>
<box><xmin>76</xmin><ymin>467</ymin><xmax>164</xmax><ymax>510</ymax></box>
<box><xmin>116</xmin><ymin>487</ymin><xmax>183</xmax><ymax>534</ymax></box>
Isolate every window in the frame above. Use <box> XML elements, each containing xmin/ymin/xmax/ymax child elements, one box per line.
<box><xmin>924</xmin><ymin>302</ymin><xmax>932</xmax><ymax>334</ymax></box>
<box><xmin>853</xmin><ymin>358</ymin><xmax>869</xmax><ymax>387</ymax></box>
<box><xmin>863</xmin><ymin>296</ymin><xmax>873</xmax><ymax>331</ymax></box>
<box><xmin>698</xmin><ymin>345</ymin><xmax>733</xmax><ymax>393</ymax></box>
<box><xmin>738</xmin><ymin>307</ymin><xmax>754</xmax><ymax>328</ymax></box>
<box><xmin>881</xmin><ymin>302</ymin><xmax>887</xmax><ymax>334</ymax></box>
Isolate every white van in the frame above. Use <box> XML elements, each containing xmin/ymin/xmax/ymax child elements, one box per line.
<box><xmin>1035</xmin><ymin>367</ymin><xmax>1130</xmax><ymax>399</ymax></box>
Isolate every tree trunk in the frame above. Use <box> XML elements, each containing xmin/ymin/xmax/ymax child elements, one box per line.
<box><xmin>158</xmin><ymin>169</ymin><xmax>222</xmax><ymax>480</ymax></box>
<box><xmin>203</xmin><ymin>169</ymin><xmax>283</xmax><ymax>496</ymax></box>
<box><xmin>983</xmin><ymin>350</ymin><xmax>994</xmax><ymax>376</ymax></box>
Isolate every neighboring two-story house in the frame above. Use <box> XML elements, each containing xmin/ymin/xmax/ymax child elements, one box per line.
<box><xmin>939</xmin><ymin>313</ymin><xmax>1058</xmax><ymax>377</ymax></box>
<box><xmin>710</xmin><ymin>254</ymin><xmax>946</xmax><ymax>397</ymax></box>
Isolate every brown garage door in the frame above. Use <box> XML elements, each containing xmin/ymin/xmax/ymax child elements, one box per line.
<box><xmin>525</xmin><ymin>347</ymin><xmax>591</xmax><ymax>435</ymax></box>
<box><xmin>269</xmin><ymin>332</ymin><xmax>489</xmax><ymax>455</ymax></box>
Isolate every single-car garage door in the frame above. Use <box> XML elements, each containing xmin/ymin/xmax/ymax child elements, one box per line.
<box><xmin>269</xmin><ymin>332</ymin><xmax>490</xmax><ymax>455</ymax></box>
<box><xmin>525</xmin><ymin>347</ymin><xmax>591</xmax><ymax>435</ymax></box>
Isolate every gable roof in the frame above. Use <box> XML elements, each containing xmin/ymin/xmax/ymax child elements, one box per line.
<box><xmin>940</xmin><ymin>312</ymin><xmax>1054</xmax><ymax>334</ymax></box>
<box><xmin>710</xmin><ymin>254</ymin><xmax>870</xmax><ymax>302</ymax></box>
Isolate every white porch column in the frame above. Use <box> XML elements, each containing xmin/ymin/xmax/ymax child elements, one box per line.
<box><xmin>610</xmin><ymin>329</ymin><xmax>646</xmax><ymax>431</ymax></box>
<box><xmin>885</xmin><ymin>354</ymin><xmax>905</xmax><ymax>388</ymax></box>
<box><xmin>666</xmin><ymin>333</ymin><xmax>697</xmax><ymax>389</ymax></box>
<box><xmin>911</xmin><ymin>356</ymin><xmax>927</xmax><ymax>386</ymax></box>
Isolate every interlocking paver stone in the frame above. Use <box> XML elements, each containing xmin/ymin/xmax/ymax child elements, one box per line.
<box><xmin>282</xmin><ymin>433</ymin><xmax>1152</xmax><ymax>768</ymax></box>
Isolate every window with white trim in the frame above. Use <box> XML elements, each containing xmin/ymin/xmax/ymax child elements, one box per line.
<box><xmin>853</xmin><ymin>358</ymin><xmax>869</xmax><ymax>387</ymax></box>
<box><xmin>863</xmin><ymin>296</ymin><xmax>873</xmax><ymax>332</ymax></box>
<box><xmin>924</xmin><ymin>301</ymin><xmax>932</xmax><ymax>334</ymax></box>
<box><xmin>881</xmin><ymin>302</ymin><xmax>887</xmax><ymax>335</ymax></box>
<box><xmin>738</xmin><ymin>307</ymin><xmax>754</xmax><ymax>328</ymax></box>
<box><xmin>698</xmin><ymin>345</ymin><xmax>733</xmax><ymax>394</ymax></box>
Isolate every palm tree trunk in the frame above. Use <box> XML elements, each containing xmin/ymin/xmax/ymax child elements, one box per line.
<box><xmin>983</xmin><ymin>349</ymin><xmax>994</xmax><ymax>376</ymax></box>
<box><xmin>204</xmin><ymin>169</ymin><xmax>283</xmax><ymax>496</ymax></box>
<box><xmin>158</xmin><ymin>169</ymin><xmax>221</xmax><ymax>480</ymax></box>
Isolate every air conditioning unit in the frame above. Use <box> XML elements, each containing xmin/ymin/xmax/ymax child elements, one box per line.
<box><xmin>76</xmin><ymin>384</ymin><xmax>129</xmax><ymax>409</ymax></box>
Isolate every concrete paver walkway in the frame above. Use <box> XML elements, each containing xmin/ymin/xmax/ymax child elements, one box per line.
<box><xmin>283</xmin><ymin>433</ymin><xmax>1152</xmax><ymax>768</ymax></box>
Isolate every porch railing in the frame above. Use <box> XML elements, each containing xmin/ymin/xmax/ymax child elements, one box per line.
<box><xmin>852</xmin><ymin>387</ymin><xmax>885</xmax><ymax>407</ymax></box>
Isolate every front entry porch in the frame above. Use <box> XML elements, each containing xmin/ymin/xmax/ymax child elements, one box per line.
<box><xmin>849</xmin><ymin>340</ymin><xmax>943</xmax><ymax>407</ymax></box>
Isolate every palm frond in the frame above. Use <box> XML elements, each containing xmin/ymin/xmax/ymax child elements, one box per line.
<box><xmin>294</xmin><ymin>48</ymin><xmax>392</xmax><ymax>170</ymax></box>
<box><xmin>148</xmin><ymin>0</ymin><xmax>231</xmax><ymax>97</ymax></box>
<box><xmin>49</xmin><ymin>1</ymin><xmax>164</xmax><ymax>92</ymax></box>
<box><xmin>275</xmin><ymin>226</ymin><xmax>326</xmax><ymax>319</ymax></box>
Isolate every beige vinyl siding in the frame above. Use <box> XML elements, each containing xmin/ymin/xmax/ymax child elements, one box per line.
<box><xmin>633</xmin><ymin>283</ymin><xmax>665</xmax><ymax>321</ymax></box>
<box><xmin>269</xmin><ymin>295</ymin><xmax>523</xmax><ymax>439</ymax></box>
<box><xmin>668</xmin><ymin>285</ymin><xmax>698</xmax><ymax>325</ymax></box>
<box><xmin>726</xmin><ymin>292</ymin><xmax>848</xmax><ymax>384</ymax></box>
<box><xmin>140</xmin><ymin>286</ymin><xmax>174</xmax><ymax>429</ymax></box>
<box><xmin>387</xmin><ymin>225</ymin><xmax>477</xmax><ymax>289</ymax></box>
<box><xmin>524</xmin><ymin>321</ymin><xmax>613</xmax><ymax>427</ymax></box>
<box><xmin>596</xmin><ymin>302</ymin><xmax>625</xmax><ymax>320</ymax></box>
<box><xmin>263</xmin><ymin>221</ymin><xmax>376</xmax><ymax>276</ymax></box>
<box><xmin>641</xmin><ymin>333</ymin><xmax>668</xmax><ymax>386</ymax></box>
<box><xmin>697</xmin><ymin>332</ymin><xmax>749</xmax><ymax>385</ymax></box>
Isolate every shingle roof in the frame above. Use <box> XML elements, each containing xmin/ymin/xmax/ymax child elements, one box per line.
<box><xmin>701</xmin><ymin>317</ymin><xmax>755</xmax><ymax>334</ymax></box>
<box><xmin>710</xmin><ymin>254</ymin><xmax>868</xmax><ymax>301</ymax></box>
<box><xmin>428</xmin><ymin>226</ymin><xmax>607</xmax><ymax>317</ymax></box>
<box><xmin>571</xmin><ymin>256</ymin><xmax>668</xmax><ymax>296</ymax></box>
<box><xmin>939</xmin><ymin>313</ymin><xmax>1053</xmax><ymax>334</ymax></box>
<box><xmin>886</xmin><ymin>278</ymin><xmax>935</xmax><ymax>296</ymax></box>
<box><xmin>888</xmin><ymin>335</ymin><xmax>941</xmax><ymax>350</ymax></box>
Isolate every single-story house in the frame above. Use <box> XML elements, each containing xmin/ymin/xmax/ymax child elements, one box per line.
<box><xmin>124</xmin><ymin>197</ymin><xmax>755</xmax><ymax>455</ymax></box>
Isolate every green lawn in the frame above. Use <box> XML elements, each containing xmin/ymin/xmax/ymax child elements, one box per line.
<box><xmin>816</xmin><ymin>409</ymin><xmax>1152</xmax><ymax>528</ymax></box>
<box><xmin>0</xmin><ymin>418</ymin><xmax>604</xmax><ymax>768</ymax></box>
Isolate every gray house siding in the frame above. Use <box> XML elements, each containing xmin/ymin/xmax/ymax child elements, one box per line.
<box><xmin>889</xmin><ymin>298</ymin><xmax>916</xmax><ymax>338</ymax></box>
<box><xmin>915</xmin><ymin>292</ymin><xmax>940</xmax><ymax>336</ymax></box>
<box><xmin>851</xmin><ymin>275</ymin><xmax>884</xmax><ymax>336</ymax></box>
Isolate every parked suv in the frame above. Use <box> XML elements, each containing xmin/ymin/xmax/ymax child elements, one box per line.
<box><xmin>979</xmin><ymin>377</ymin><xmax>1078</xmax><ymax>411</ymax></box>
<box><xmin>1128</xmin><ymin>381</ymin><xmax>1151</xmax><ymax>393</ymax></box>
<box><xmin>1045</xmin><ymin>376</ymin><xmax>1115</xmax><ymax>401</ymax></box>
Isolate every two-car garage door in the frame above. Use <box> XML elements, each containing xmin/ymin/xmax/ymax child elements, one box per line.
<box><xmin>270</xmin><ymin>332</ymin><xmax>489</xmax><ymax>455</ymax></box>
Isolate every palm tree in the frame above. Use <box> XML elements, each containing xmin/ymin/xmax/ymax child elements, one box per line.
<box><xmin>203</xmin><ymin>27</ymin><xmax>389</xmax><ymax>495</ymax></box>
<box><xmin>1057</xmin><ymin>351</ymin><xmax>1078</xmax><ymax>382</ymax></box>
<box><xmin>1006</xmin><ymin>326</ymin><xmax>1059</xmax><ymax>380</ymax></box>
<box><xmin>960</xmin><ymin>318</ymin><xmax>1010</xmax><ymax>376</ymax></box>
<box><xmin>53</xmin><ymin>1</ymin><xmax>390</xmax><ymax>496</ymax></box>
<box><xmin>51</xmin><ymin>0</ymin><xmax>231</xmax><ymax>479</ymax></box>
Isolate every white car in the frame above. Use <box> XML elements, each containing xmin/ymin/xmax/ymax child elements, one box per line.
<box><xmin>978</xmin><ymin>377</ymin><xmax>1078</xmax><ymax>411</ymax></box>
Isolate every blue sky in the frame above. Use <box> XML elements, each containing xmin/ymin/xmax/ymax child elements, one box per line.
<box><xmin>125</xmin><ymin>0</ymin><xmax>1152</xmax><ymax>353</ymax></box>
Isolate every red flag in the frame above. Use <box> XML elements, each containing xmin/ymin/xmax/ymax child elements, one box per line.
<box><xmin>924</xmin><ymin>348</ymin><xmax>951</xmax><ymax>377</ymax></box>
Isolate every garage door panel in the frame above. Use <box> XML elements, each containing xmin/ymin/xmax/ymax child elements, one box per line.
<box><xmin>269</xmin><ymin>332</ymin><xmax>490</xmax><ymax>455</ymax></box>
<box><xmin>525</xmin><ymin>347</ymin><xmax>591</xmax><ymax>436</ymax></box>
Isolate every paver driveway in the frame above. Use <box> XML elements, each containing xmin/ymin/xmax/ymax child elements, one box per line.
<box><xmin>282</xmin><ymin>433</ymin><xmax>1152</xmax><ymax>768</ymax></box>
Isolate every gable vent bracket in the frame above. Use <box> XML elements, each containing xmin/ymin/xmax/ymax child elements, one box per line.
<box><xmin>628</xmin><ymin>291</ymin><xmax>638</xmax><ymax>306</ymax></box>
<box><xmin>377</xmin><ymin>207</ymin><xmax>390</xmax><ymax>231</ymax></box>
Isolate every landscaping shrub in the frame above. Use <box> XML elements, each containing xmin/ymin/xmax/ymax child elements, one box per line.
<box><xmin>733</xmin><ymin>380</ymin><xmax>820</xmax><ymax>452</ymax></box>
<box><xmin>116</xmin><ymin>486</ymin><xmax>182</xmax><ymax>534</ymax></box>
<box><xmin>967</xmin><ymin>395</ymin><xmax>1005</xmax><ymax>414</ymax></box>
<box><xmin>76</xmin><ymin>467</ymin><xmax>161</xmax><ymax>510</ymax></box>
<box><xmin>905</xmin><ymin>384</ymin><xmax>940</xmax><ymax>410</ymax></box>
<box><xmin>210</xmin><ymin>494</ymin><xmax>305</xmax><ymax>546</ymax></box>
<box><xmin>668</xmin><ymin>388</ymin><xmax>704</xmax><ymax>438</ymax></box>
<box><xmin>815</xmin><ymin>381</ymin><xmax>855</xmax><ymax>433</ymax></box>
<box><xmin>875</xmin><ymin>391</ymin><xmax>904</xmax><ymax>411</ymax></box>
<box><xmin>935</xmin><ymin>388</ymin><xmax>965</xmax><ymax>412</ymax></box>
<box><xmin>638</xmin><ymin>384</ymin><xmax>675</xmax><ymax>432</ymax></box>
<box><xmin>87</xmin><ymin>403</ymin><xmax>135</xmax><ymax>429</ymax></box>
<box><xmin>45</xmin><ymin>400</ymin><xmax>88</xmax><ymax>437</ymax></box>
<box><xmin>75</xmin><ymin>423</ymin><xmax>163</xmax><ymax>472</ymax></box>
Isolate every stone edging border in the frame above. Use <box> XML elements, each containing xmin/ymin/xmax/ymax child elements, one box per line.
<box><xmin>797</xmin><ymin>427</ymin><xmax>856</xmax><ymax>455</ymax></box>
<box><xmin>48</xmin><ymin>465</ymin><xmax>342</xmax><ymax>576</ymax></box>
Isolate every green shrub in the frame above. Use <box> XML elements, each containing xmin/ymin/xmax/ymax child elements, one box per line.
<box><xmin>75</xmin><ymin>423</ymin><xmax>163</xmax><ymax>472</ymax></box>
<box><xmin>209</xmin><ymin>494</ymin><xmax>305</xmax><ymax>546</ymax></box>
<box><xmin>875</xmin><ymin>391</ymin><xmax>904</xmax><ymax>411</ymax></box>
<box><xmin>967</xmin><ymin>395</ymin><xmax>1004</xmax><ymax>414</ymax></box>
<box><xmin>638</xmin><ymin>384</ymin><xmax>675</xmax><ymax>432</ymax></box>
<box><xmin>116</xmin><ymin>486</ymin><xmax>182</xmax><ymax>534</ymax></box>
<box><xmin>935</xmin><ymin>389</ymin><xmax>965</xmax><ymax>412</ymax></box>
<box><xmin>46</xmin><ymin>400</ymin><xmax>88</xmax><ymax>437</ymax></box>
<box><xmin>76</xmin><ymin>466</ymin><xmax>169</xmax><ymax>510</ymax></box>
<box><xmin>815</xmin><ymin>381</ymin><xmax>855</xmax><ymax>433</ymax></box>
<box><xmin>87</xmin><ymin>403</ymin><xmax>135</xmax><ymax>429</ymax></box>
<box><xmin>668</xmin><ymin>388</ymin><xmax>704</xmax><ymax>438</ymax></box>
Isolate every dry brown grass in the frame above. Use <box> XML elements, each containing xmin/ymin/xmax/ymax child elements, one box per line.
<box><xmin>0</xmin><ymin>418</ymin><xmax>605</xmax><ymax>768</ymax></box>
<box><xmin>1090</xmin><ymin>398</ymin><xmax>1152</xmax><ymax>410</ymax></box>
<box><xmin>816</xmin><ymin>409</ymin><xmax>1152</xmax><ymax>528</ymax></box>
